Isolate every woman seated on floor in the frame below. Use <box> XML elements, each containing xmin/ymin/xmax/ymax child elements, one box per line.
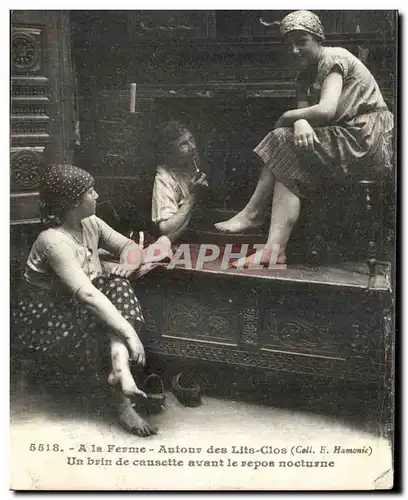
<box><xmin>215</xmin><ymin>10</ymin><xmax>394</xmax><ymax>267</ymax></box>
<box><xmin>13</xmin><ymin>164</ymin><xmax>172</xmax><ymax>436</ymax></box>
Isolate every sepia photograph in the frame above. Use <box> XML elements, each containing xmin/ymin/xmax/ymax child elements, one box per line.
<box><xmin>9</xmin><ymin>8</ymin><xmax>397</xmax><ymax>490</ymax></box>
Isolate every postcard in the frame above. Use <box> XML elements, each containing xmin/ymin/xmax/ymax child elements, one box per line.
<box><xmin>10</xmin><ymin>9</ymin><xmax>396</xmax><ymax>491</ymax></box>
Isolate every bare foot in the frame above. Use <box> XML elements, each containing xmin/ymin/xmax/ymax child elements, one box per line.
<box><xmin>108</xmin><ymin>367</ymin><xmax>147</xmax><ymax>399</ymax></box>
<box><xmin>232</xmin><ymin>245</ymin><xmax>287</xmax><ymax>269</ymax></box>
<box><xmin>116</xmin><ymin>393</ymin><xmax>157</xmax><ymax>437</ymax></box>
<box><xmin>215</xmin><ymin>212</ymin><xmax>263</xmax><ymax>233</ymax></box>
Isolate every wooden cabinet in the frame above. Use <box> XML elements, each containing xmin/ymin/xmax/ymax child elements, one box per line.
<box><xmin>10</xmin><ymin>10</ymin><xmax>75</xmax><ymax>225</ymax></box>
<box><xmin>134</xmin><ymin>266</ymin><xmax>393</xmax><ymax>385</ymax></box>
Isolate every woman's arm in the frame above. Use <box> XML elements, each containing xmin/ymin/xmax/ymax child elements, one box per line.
<box><xmin>47</xmin><ymin>243</ymin><xmax>140</xmax><ymax>352</ymax></box>
<box><xmin>277</xmin><ymin>70</ymin><xmax>344</xmax><ymax>127</ymax></box>
<box><xmin>95</xmin><ymin>217</ymin><xmax>145</xmax><ymax>277</ymax></box>
<box><xmin>96</xmin><ymin>217</ymin><xmax>144</xmax><ymax>267</ymax></box>
<box><xmin>76</xmin><ymin>283</ymin><xmax>138</xmax><ymax>341</ymax></box>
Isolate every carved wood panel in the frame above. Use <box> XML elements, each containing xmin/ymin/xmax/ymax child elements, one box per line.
<box><xmin>10</xmin><ymin>146</ymin><xmax>45</xmax><ymax>192</ymax></box>
<box><xmin>132</xmin><ymin>268</ymin><xmax>389</xmax><ymax>383</ymax></box>
<box><xmin>11</xmin><ymin>23</ymin><xmax>49</xmax><ymax>147</ymax></box>
<box><xmin>127</xmin><ymin>11</ymin><xmax>216</xmax><ymax>41</ymax></box>
<box><xmin>11</xmin><ymin>19</ymin><xmax>49</xmax><ymax>224</ymax></box>
<box><xmin>164</xmin><ymin>288</ymin><xmax>239</xmax><ymax>344</ymax></box>
<box><xmin>12</xmin><ymin>27</ymin><xmax>44</xmax><ymax>74</ymax></box>
<box><xmin>10</xmin><ymin>11</ymin><xmax>74</xmax><ymax>224</ymax></box>
<box><xmin>260</xmin><ymin>289</ymin><xmax>385</xmax><ymax>362</ymax></box>
<box><xmin>239</xmin><ymin>306</ymin><xmax>259</xmax><ymax>346</ymax></box>
<box><xmin>145</xmin><ymin>335</ymin><xmax>380</xmax><ymax>383</ymax></box>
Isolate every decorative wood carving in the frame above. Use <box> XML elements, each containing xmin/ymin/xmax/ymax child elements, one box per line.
<box><xmin>144</xmin><ymin>335</ymin><xmax>381</xmax><ymax>383</ymax></box>
<box><xmin>135</xmin><ymin>270</ymin><xmax>390</xmax><ymax>385</ymax></box>
<box><xmin>12</xmin><ymin>85</ymin><xmax>47</xmax><ymax>97</ymax></box>
<box><xmin>263</xmin><ymin>308</ymin><xmax>339</xmax><ymax>352</ymax></box>
<box><xmin>11</xmin><ymin>26</ymin><xmax>48</xmax><ymax>207</ymax></box>
<box><xmin>239</xmin><ymin>307</ymin><xmax>259</xmax><ymax>345</ymax></box>
<box><xmin>261</xmin><ymin>293</ymin><xmax>384</xmax><ymax>361</ymax></box>
<box><xmin>12</xmin><ymin>123</ymin><xmax>49</xmax><ymax>135</ymax></box>
<box><xmin>128</xmin><ymin>11</ymin><xmax>216</xmax><ymax>39</ymax></box>
<box><xmin>166</xmin><ymin>292</ymin><xmax>238</xmax><ymax>342</ymax></box>
<box><xmin>12</xmin><ymin>105</ymin><xmax>47</xmax><ymax>116</ymax></box>
<box><xmin>12</xmin><ymin>30</ymin><xmax>41</xmax><ymax>72</ymax></box>
<box><xmin>10</xmin><ymin>11</ymin><xmax>74</xmax><ymax>224</ymax></box>
<box><xmin>10</xmin><ymin>148</ymin><xmax>44</xmax><ymax>191</ymax></box>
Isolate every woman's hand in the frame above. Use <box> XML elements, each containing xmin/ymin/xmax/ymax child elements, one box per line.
<box><xmin>293</xmin><ymin>119</ymin><xmax>321</xmax><ymax>151</ymax></box>
<box><xmin>107</xmin><ymin>263</ymin><xmax>138</xmax><ymax>278</ymax></box>
<box><xmin>144</xmin><ymin>235</ymin><xmax>174</xmax><ymax>264</ymax></box>
<box><xmin>125</xmin><ymin>331</ymin><xmax>146</xmax><ymax>366</ymax></box>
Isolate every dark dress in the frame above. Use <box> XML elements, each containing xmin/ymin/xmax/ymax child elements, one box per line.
<box><xmin>254</xmin><ymin>47</ymin><xmax>394</xmax><ymax>198</ymax></box>
<box><xmin>12</xmin><ymin>218</ymin><xmax>146</xmax><ymax>377</ymax></box>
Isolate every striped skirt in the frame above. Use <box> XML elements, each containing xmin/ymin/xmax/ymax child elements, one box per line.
<box><xmin>254</xmin><ymin>110</ymin><xmax>394</xmax><ymax>198</ymax></box>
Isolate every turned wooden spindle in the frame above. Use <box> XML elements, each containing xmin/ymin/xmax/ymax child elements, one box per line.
<box><xmin>358</xmin><ymin>179</ymin><xmax>378</xmax><ymax>280</ymax></box>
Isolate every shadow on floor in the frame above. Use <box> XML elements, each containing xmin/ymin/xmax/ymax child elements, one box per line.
<box><xmin>144</xmin><ymin>357</ymin><xmax>392</xmax><ymax>439</ymax></box>
<box><xmin>10</xmin><ymin>356</ymin><xmax>392</xmax><ymax>442</ymax></box>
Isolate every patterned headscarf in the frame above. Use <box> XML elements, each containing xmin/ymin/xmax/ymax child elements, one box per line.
<box><xmin>278</xmin><ymin>11</ymin><xmax>325</xmax><ymax>41</ymax></box>
<box><xmin>39</xmin><ymin>164</ymin><xmax>94</xmax><ymax>226</ymax></box>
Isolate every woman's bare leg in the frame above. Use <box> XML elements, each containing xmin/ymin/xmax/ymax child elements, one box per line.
<box><xmin>101</xmin><ymin>332</ymin><xmax>156</xmax><ymax>437</ymax></box>
<box><xmin>107</xmin><ymin>336</ymin><xmax>147</xmax><ymax>399</ymax></box>
<box><xmin>108</xmin><ymin>385</ymin><xmax>157</xmax><ymax>437</ymax></box>
<box><xmin>233</xmin><ymin>181</ymin><xmax>300</xmax><ymax>267</ymax></box>
<box><xmin>215</xmin><ymin>166</ymin><xmax>275</xmax><ymax>233</ymax></box>
<box><xmin>266</xmin><ymin>180</ymin><xmax>301</xmax><ymax>249</ymax></box>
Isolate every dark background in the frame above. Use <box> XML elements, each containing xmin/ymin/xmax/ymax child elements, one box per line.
<box><xmin>11</xmin><ymin>10</ymin><xmax>397</xmax><ymax>272</ymax></box>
